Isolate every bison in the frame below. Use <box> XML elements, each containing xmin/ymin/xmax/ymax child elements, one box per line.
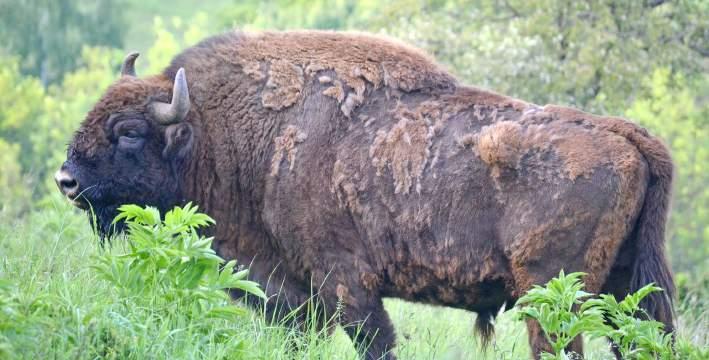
<box><xmin>55</xmin><ymin>31</ymin><xmax>674</xmax><ymax>359</ymax></box>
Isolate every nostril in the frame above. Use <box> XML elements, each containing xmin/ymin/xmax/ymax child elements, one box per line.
<box><xmin>54</xmin><ymin>169</ymin><xmax>79</xmax><ymax>196</ymax></box>
<box><xmin>60</xmin><ymin>178</ymin><xmax>78</xmax><ymax>190</ymax></box>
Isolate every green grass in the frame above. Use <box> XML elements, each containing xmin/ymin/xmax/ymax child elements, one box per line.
<box><xmin>1</xmin><ymin>197</ymin><xmax>706</xmax><ymax>359</ymax></box>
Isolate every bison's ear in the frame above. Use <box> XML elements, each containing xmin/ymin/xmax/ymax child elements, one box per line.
<box><xmin>162</xmin><ymin>122</ymin><xmax>194</xmax><ymax>161</ymax></box>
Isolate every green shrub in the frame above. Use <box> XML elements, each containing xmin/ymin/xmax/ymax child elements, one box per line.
<box><xmin>516</xmin><ymin>271</ymin><xmax>707</xmax><ymax>360</ymax></box>
<box><xmin>516</xmin><ymin>271</ymin><xmax>608</xmax><ymax>359</ymax></box>
<box><xmin>91</xmin><ymin>203</ymin><xmax>265</xmax><ymax>321</ymax></box>
<box><xmin>583</xmin><ymin>285</ymin><xmax>672</xmax><ymax>359</ymax></box>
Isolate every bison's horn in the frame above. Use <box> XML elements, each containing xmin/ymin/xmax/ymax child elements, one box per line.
<box><xmin>121</xmin><ymin>52</ymin><xmax>139</xmax><ymax>77</ymax></box>
<box><xmin>149</xmin><ymin>68</ymin><xmax>190</xmax><ymax>125</ymax></box>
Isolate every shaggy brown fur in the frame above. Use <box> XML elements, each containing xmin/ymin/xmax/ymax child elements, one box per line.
<box><xmin>59</xmin><ymin>30</ymin><xmax>674</xmax><ymax>360</ymax></box>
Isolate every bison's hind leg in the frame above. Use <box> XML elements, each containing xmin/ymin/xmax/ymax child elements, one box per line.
<box><xmin>503</xmin><ymin>164</ymin><xmax>646</xmax><ymax>359</ymax></box>
<box><xmin>600</xmin><ymin>231</ymin><xmax>640</xmax><ymax>360</ymax></box>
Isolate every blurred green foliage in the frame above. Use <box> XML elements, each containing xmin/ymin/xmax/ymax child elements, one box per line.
<box><xmin>217</xmin><ymin>0</ymin><xmax>384</xmax><ymax>30</ymax></box>
<box><xmin>0</xmin><ymin>48</ymin><xmax>122</xmax><ymax>213</ymax></box>
<box><xmin>384</xmin><ymin>0</ymin><xmax>707</xmax><ymax>113</ymax></box>
<box><xmin>0</xmin><ymin>0</ymin><xmax>125</xmax><ymax>85</ymax></box>
<box><xmin>0</xmin><ymin>140</ymin><xmax>30</xmax><ymax>215</ymax></box>
<box><xmin>626</xmin><ymin>69</ymin><xmax>708</xmax><ymax>273</ymax></box>
<box><xmin>0</xmin><ymin>0</ymin><xmax>706</xmax><ymax>278</ymax></box>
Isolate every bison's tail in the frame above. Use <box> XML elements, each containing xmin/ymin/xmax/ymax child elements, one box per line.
<box><xmin>608</xmin><ymin>119</ymin><xmax>675</xmax><ymax>332</ymax></box>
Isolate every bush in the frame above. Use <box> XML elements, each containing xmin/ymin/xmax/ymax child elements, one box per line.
<box><xmin>92</xmin><ymin>203</ymin><xmax>265</xmax><ymax>321</ymax></box>
<box><xmin>515</xmin><ymin>271</ymin><xmax>607</xmax><ymax>359</ymax></box>
<box><xmin>516</xmin><ymin>271</ymin><xmax>708</xmax><ymax>360</ymax></box>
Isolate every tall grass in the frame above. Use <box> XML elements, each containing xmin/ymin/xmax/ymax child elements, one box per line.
<box><xmin>1</xmin><ymin>197</ymin><xmax>706</xmax><ymax>359</ymax></box>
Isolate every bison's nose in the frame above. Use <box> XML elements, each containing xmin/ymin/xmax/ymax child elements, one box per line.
<box><xmin>55</xmin><ymin>168</ymin><xmax>79</xmax><ymax>198</ymax></box>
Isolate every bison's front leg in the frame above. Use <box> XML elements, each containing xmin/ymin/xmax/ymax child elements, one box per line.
<box><xmin>282</xmin><ymin>282</ymin><xmax>396</xmax><ymax>359</ymax></box>
<box><xmin>340</xmin><ymin>295</ymin><xmax>396</xmax><ymax>360</ymax></box>
<box><xmin>241</xmin><ymin>261</ymin><xmax>397</xmax><ymax>359</ymax></box>
<box><xmin>315</xmin><ymin>271</ymin><xmax>396</xmax><ymax>360</ymax></box>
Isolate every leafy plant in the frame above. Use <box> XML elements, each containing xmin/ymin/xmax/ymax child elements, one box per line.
<box><xmin>91</xmin><ymin>203</ymin><xmax>265</xmax><ymax>322</ymax></box>
<box><xmin>583</xmin><ymin>284</ymin><xmax>672</xmax><ymax>359</ymax></box>
<box><xmin>517</xmin><ymin>271</ymin><xmax>708</xmax><ymax>360</ymax></box>
<box><xmin>516</xmin><ymin>271</ymin><xmax>607</xmax><ymax>359</ymax></box>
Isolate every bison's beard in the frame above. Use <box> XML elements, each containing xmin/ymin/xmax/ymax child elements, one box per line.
<box><xmin>82</xmin><ymin>189</ymin><xmax>184</xmax><ymax>243</ymax></box>
<box><xmin>87</xmin><ymin>203</ymin><xmax>123</xmax><ymax>243</ymax></box>
<box><xmin>72</xmin><ymin>171</ymin><xmax>186</xmax><ymax>243</ymax></box>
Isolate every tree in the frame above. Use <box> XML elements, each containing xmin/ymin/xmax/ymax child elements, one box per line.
<box><xmin>218</xmin><ymin>0</ymin><xmax>384</xmax><ymax>30</ymax></box>
<box><xmin>0</xmin><ymin>0</ymin><xmax>126</xmax><ymax>85</ymax></box>
<box><xmin>143</xmin><ymin>14</ymin><xmax>211</xmax><ymax>74</ymax></box>
<box><xmin>627</xmin><ymin>69</ymin><xmax>708</xmax><ymax>273</ymax></box>
<box><xmin>382</xmin><ymin>0</ymin><xmax>707</xmax><ymax>114</ymax></box>
<box><xmin>0</xmin><ymin>139</ymin><xmax>31</xmax><ymax>214</ymax></box>
<box><xmin>0</xmin><ymin>57</ymin><xmax>45</xmax><ymax>172</ymax></box>
<box><xmin>0</xmin><ymin>48</ymin><xmax>122</xmax><ymax>202</ymax></box>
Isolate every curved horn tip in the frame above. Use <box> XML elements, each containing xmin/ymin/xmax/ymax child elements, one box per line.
<box><xmin>150</xmin><ymin>67</ymin><xmax>191</xmax><ymax>125</ymax></box>
<box><xmin>172</xmin><ymin>67</ymin><xmax>190</xmax><ymax>119</ymax></box>
<box><xmin>121</xmin><ymin>52</ymin><xmax>140</xmax><ymax>77</ymax></box>
<box><xmin>175</xmin><ymin>67</ymin><xmax>187</xmax><ymax>83</ymax></box>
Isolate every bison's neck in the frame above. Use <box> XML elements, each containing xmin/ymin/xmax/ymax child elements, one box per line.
<box><xmin>177</xmin><ymin>69</ymin><xmax>281</xmax><ymax>259</ymax></box>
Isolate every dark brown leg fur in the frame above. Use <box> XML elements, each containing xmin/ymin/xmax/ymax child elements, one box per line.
<box><xmin>340</xmin><ymin>296</ymin><xmax>396</xmax><ymax>360</ymax></box>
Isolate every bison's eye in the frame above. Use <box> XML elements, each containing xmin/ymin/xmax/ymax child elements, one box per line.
<box><xmin>117</xmin><ymin>127</ymin><xmax>146</xmax><ymax>151</ymax></box>
<box><xmin>112</xmin><ymin>118</ymin><xmax>148</xmax><ymax>152</ymax></box>
<box><xmin>118</xmin><ymin>134</ymin><xmax>145</xmax><ymax>151</ymax></box>
<box><xmin>123</xmin><ymin>129</ymin><xmax>140</xmax><ymax>138</ymax></box>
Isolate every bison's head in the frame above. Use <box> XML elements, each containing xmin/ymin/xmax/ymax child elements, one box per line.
<box><xmin>55</xmin><ymin>53</ymin><xmax>195</xmax><ymax>237</ymax></box>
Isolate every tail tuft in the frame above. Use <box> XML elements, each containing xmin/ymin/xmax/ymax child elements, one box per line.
<box><xmin>475</xmin><ymin>310</ymin><xmax>495</xmax><ymax>349</ymax></box>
